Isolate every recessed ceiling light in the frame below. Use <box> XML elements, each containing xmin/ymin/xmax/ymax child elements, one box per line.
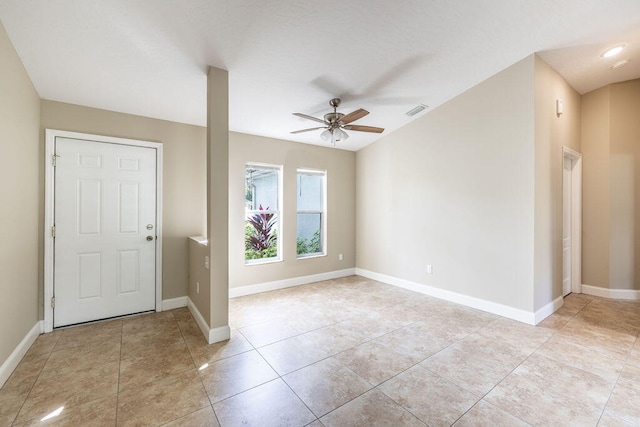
<box><xmin>611</xmin><ymin>59</ymin><xmax>630</xmax><ymax>69</ymax></box>
<box><xmin>601</xmin><ymin>45</ymin><xmax>626</xmax><ymax>58</ymax></box>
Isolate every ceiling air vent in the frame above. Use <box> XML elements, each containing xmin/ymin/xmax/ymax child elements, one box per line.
<box><xmin>405</xmin><ymin>104</ymin><xmax>428</xmax><ymax>117</ymax></box>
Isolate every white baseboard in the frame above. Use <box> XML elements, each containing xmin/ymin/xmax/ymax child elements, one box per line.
<box><xmin>209</xmin><ymin>325</ymin><xmax>231</xmax><ymax>344</ymax></box>
<box><xmin>534</xmin><ymin>295</ymin><xmax>564</xmax><ymax>324</ymax></box>
<box><xmin>582</xmin><ymin>284</ymin><xmax>640</xmax><ymax>300</ymax></box>
<box><xmin>43</xmin><ymin>319</ymin><xmax>53</xmax><ymax>334</ymax></box>
<box><xmin>187</xmin><ymin>297</ymin><xmax>230</xmax><ymax>344</ymax></box>
<box><xmin>0</xmin><ymin>321</ymin><xmax>43</xmax><ymax>388</ymax></box>
<box><xmin>355</xmin><ymin>268</ymin><xmax>539</xmax><ymax>325</ymax></box>
<box><xmin>229</xmin><ymin>268</ymin><xmax>356</xmax><ymax>298</ymax></box>
<box><xmin>162</xmin><ymin>296</ymin><xmax>188</xmax><ymax>311</ymax></box>
<box><xmin>187</xmin><ymin>297</ymin><xmax>211</xmax><ymax>340</ymax></box>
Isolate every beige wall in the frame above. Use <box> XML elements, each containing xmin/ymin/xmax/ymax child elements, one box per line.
<box><xmin>40</xmin><ymin>101</ymin><xmax>207</xmax><ymax>302</ymax></box>
<box><xmin>206</xmin><ymin>67</ymin><xmax>229</xmax><ymax>332</ymax></box>
<box><xmin>188</xmin><ymin>238</ymin><xmax>210</xmax><ymax>322</ymax></box>
<box><xmin>582</xmin><ymin>79</ymin><xmax>640</xmax><ymax>291</ymax></box>
<box><xmin>532</xmin><ymin>56</ymin><xmax>582</xmax><ymax>310</ymax></box>
<box><xmin>0</xmin><ymin>23</ymin><xmax>41</xmax><ymax>367</ymax></box>
<box><xmin>356</xmin><ymin>55</ymin><xmax>536</xmax><ymax>312</ymax></box>
<box><xmin>582</xmin><ymin>86</ymin><xmax>611</xmax><ymax>288</ymax></box>
<box><xmin>609</xmin><ymin>80</ymin><xmax>640</xmax><ymax>290</ymax></box>
<box><xmin>228</xmin><ymin>132</ymin><xmax>356</xmax><ymax>289</ymax></box>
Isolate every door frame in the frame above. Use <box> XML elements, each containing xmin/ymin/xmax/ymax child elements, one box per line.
<box><xmin>562</xmin><ymin>146</ymin><xmax>582</xmax><ymax>294</ymax></box>
<box><xmin>44</xmin><ymin>129</ymin><xmax>163</xmax><ymax>333</ymax></box>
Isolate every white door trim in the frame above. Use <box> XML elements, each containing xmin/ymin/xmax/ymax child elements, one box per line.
<box><xmin>44</xmin><ymin>129</ymin><xmax>163</xmax><ymax>333</ymax></box>
<box><xmin>562</xmin><ymin>146</ymin><xmax>582</xmax><ymax>294</ymax></box>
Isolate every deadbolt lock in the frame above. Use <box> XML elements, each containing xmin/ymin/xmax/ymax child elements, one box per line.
<box><xmin>146</xmin><ymin>224</ymin><xmax>154</xmax><ymax>230</ymax></box>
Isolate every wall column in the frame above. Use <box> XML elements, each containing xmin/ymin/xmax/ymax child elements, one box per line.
<box><xmin>207</xmin><ymin>66</ymin><xmax>230</xmax><ymax>343</ymax></box>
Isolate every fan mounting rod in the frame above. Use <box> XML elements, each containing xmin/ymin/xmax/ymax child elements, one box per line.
<box><xmin>325</xmin><ymin>98</ymin><xmax>345</xmax><ymax>127</ymax></box>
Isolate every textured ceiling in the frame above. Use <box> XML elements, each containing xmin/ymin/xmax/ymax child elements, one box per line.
<box><xmin>1</xmin><ymin>0</ymin><xmax>639</xmax><ymax>151</ymax></box>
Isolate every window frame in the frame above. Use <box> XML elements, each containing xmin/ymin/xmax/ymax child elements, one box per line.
<box><xmin>296</xmin><ymin>168</ymin><xmax>327</xmax><ymax>259</ymax></box>
<box><xmin>244</xmin><ymin>162</ymin><xmax>283</xmax><ymax>265</ymax></box>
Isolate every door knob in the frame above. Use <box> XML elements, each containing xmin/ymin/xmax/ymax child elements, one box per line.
<box><xmin>146</xmin><ymin>236</ymin><xmax>154</xmax><ymax>241</ymax></box>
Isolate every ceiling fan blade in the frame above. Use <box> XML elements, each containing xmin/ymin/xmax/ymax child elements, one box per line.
<box><xmin>340</xmin><ymin>108</ymin><xmax>369</xmax><ymax>124</ymax></box>
<box><xmin>293</xmin><ymin>112</ymin><xmax>326</xmax><ymax>124</ymax></box>
<box><xmin>343</xmin><ymin>125</ymin><xmax>384</xmax><ymax>133</ymax></box>
<box><xmin>290</xmin><ymin>126</ymin><xmax>326</xmax><ymax>134</ymax></box>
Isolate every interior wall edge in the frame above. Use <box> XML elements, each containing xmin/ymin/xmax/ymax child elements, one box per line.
<box><xmin>0</xmin><ymin>19</ymin><xmax>42</xmax><ymax>371</ymax></box>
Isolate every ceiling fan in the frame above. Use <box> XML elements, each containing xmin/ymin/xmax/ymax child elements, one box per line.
<box><xmin>291</xmin><ymin>98</ymin><xmax>384</xmax><ymax>144</ymax></box>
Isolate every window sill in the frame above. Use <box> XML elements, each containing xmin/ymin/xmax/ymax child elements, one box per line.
<box><xmin>244</xmin><ymin>258</ymin><xmax>283</xmax><ymax>266</ymax></box>
<box><xmin>296</xmin><ymin>253</ymin><xmax>326</xmax><ymax>260</ymax></box>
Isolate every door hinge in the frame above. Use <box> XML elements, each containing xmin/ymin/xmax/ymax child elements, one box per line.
<box><xmin>52</xmin><ymin>154</ymin><xmax>59</xmax><ymax>167</ymax></box>
<box><xmin>51</xmin><ymin>297</ymin><xmax>55</xmax><ymax>309</ymax></box>
<box><xmin>51</xmin><ymin>225</ymin><xmax>56</xmax><ymax>237</ymax></box>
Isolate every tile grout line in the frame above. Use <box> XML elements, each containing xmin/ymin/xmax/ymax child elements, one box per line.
<box><xmin>595</xmin><ymin>325</ymin><xmax>640</xmax><ymax>426</ymax></box>
<box><xmin>484</xmin><ymin>298</ymin><xmax>587</xmax><ymax>416</ymax></box>
<box><xmin>171</xmin><ymin>309</ymin><xmax>221</xmax><ymax>426</ymax></box>
<box><xmin>241</xmin><ymin>285</ymin><xmax>594</xmax><ymax>425</ymax></box>
<box><xmin>468</xmin><ymin>295</ymin><xmax>609</xmax><ymax>426</ymax></box>
<box><xmin>563</xmin><ymin>296</ymin><xmax>639</xmax><ymax>424</ymax></box>
<box><xmin>234</xmin><ymin>287</ymin><xmax>496</xmax><ymax>424</ymax></box>
<box><xmin>223</xmin><ymin>328</ymin><xmax>322</xmax><ymax>422</ymax></box>
<box><xmin>283</xmin><ymin>313</ymin><xmax>485</xmax><ymax>423</ymax></box>
<box><xmin>114</xmin><ymin>320</ymin><xmax>123</xmax><ymax>427</ymax></box>
<box><xmin>372</xmin><ymin>320</ymin><xmax>501</xmax><ymax>427</ymax></box>
<box><xmin>8</xmin><ymin>331</ymin><xmax>62</xmax><ymax>427</ymax></box>
<box><xmin>70</xmin><ymin>287</ymin><xmax>636</xmax><ymax>425</ymax></box>
<box><xmin>232</xmin><ymin>307</ymin><xmax>399</xmax><ymax>423</ymax></box>
<box><xmin>414</xmin><ymin>298</ymin><xmax>586</xmax><ymax>426</ymax></box>
<box><xmin>574</xmin><ymin>297</ymin><xmax>612</xmax><ymax>427</ymax></box>
<box><xmin>10</xmin><ymin>284</ymin><xmax>638</xmax><ymax>426</ymax></box>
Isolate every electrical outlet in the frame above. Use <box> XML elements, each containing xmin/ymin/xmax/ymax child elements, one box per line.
<box><xmin>427</xmin><ymin>264</ymin><xmax>433</xmax><ymax>274</ymax></box>
<box><xmin>339</xmin><ymin>253</ymin><xmax>343</xmax><ymax>261</ymax></box>
<box><xmin>196</xmin><ymin>282</ymin><xmax>200</xmax><ymax>294</ymax></box>
<box><xmin>204</xmin><ymin>256</ymin><xmax>209</xmax><ymax>270</ymax></box>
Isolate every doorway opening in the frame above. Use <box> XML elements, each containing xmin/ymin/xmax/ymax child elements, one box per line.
<box><xmin>44</xmin><ymin>129</ymin><xmax>163</xmax><ymax>332</ymax></box>
<box><xmin>562</xmin><ymin>146</ymin><xmax>582</xmax><ymax>297</ymax></box>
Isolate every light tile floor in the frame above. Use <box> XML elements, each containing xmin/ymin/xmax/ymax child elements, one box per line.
<box><xmin>1</xmin><ymin>275</ymin><xmax>640</xmax><ymax>426</ymax></box>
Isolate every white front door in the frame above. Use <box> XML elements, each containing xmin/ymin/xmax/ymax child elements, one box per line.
<box><xmin>562</xmin><ymin>156</ymin><xmax>572</xmax><ymax>297</ymax></box>
<box><xmin>54</xmin><ymin>137</ymin><xmax>157</xmax><ymax>327</ymax></box>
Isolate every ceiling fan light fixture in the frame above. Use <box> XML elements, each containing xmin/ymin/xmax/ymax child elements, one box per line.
<box><xmin>320</xmin><ymin>129</ymin><xmax>332</xmax><ymax>141</ymax></box>
<box><xmin>335</xmin><ymin>128</ymin><xmax>349</xmax><ymax>142</ymax></box>
<box><xmin>601</xmin><ymin>44</ymin><xmax>625</xmax><ymax>58</ymax></box>
<box><xmin>291</xmin><ymin>98</ymin><xmax>384</xmax><ymax>146</ymax></box>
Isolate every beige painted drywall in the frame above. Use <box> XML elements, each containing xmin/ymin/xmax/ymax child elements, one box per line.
<box><xmin>40</xmin><ymin>101</ymin><xmax>207</xmax><ymax>304</ymax></box>
<box><xmin>581</xmin><ymin>86</ymin><xmax>611</xmax><ymax>288</ymax></box>
<box><xmin>356</xmin><ymin>55</ymin><xmax>536</xmax><ymax>312</ymax></box>
<box><xmin>532</xmin><ymin>56</ymin><xmax>581</xmax><ymax>310</ymax></box>
<box><xmin>206</xmin><ymin>67</ymin><xmax>229</xmax><ymax>332</ymax></box>
<box><xmin>581</xmin><ymin>79</ymin><xmax>640</xmax><ymax>291</ymax></box>
<box><xmin>0</xmin><ymin>23</ymin><xmax>41</xmax><ymax>369</ymax></box>
<box><xmin>229</xmin><ymin>132</ymin><xmax>356</xmax><ymax>288</ymax></box>
<box><xmin>609</xmin><ymin>80</ymin><xmax>640</xmax><ymax>290</ymax></box>
<box><xmin>188</xmin><ymin>238</ymin><xmax>210</xmax><ymax>322</ymax></box>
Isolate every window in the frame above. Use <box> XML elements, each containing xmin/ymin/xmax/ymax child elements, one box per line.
<box><xmin>297</xmin><ymin>169</ymin><xmax>326</xmax><ymax>258</ymax></box>
<box><xmin>245</xmin><ymin>163</ymin><xmax>282</xmax><ymax>264</ymax></box>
